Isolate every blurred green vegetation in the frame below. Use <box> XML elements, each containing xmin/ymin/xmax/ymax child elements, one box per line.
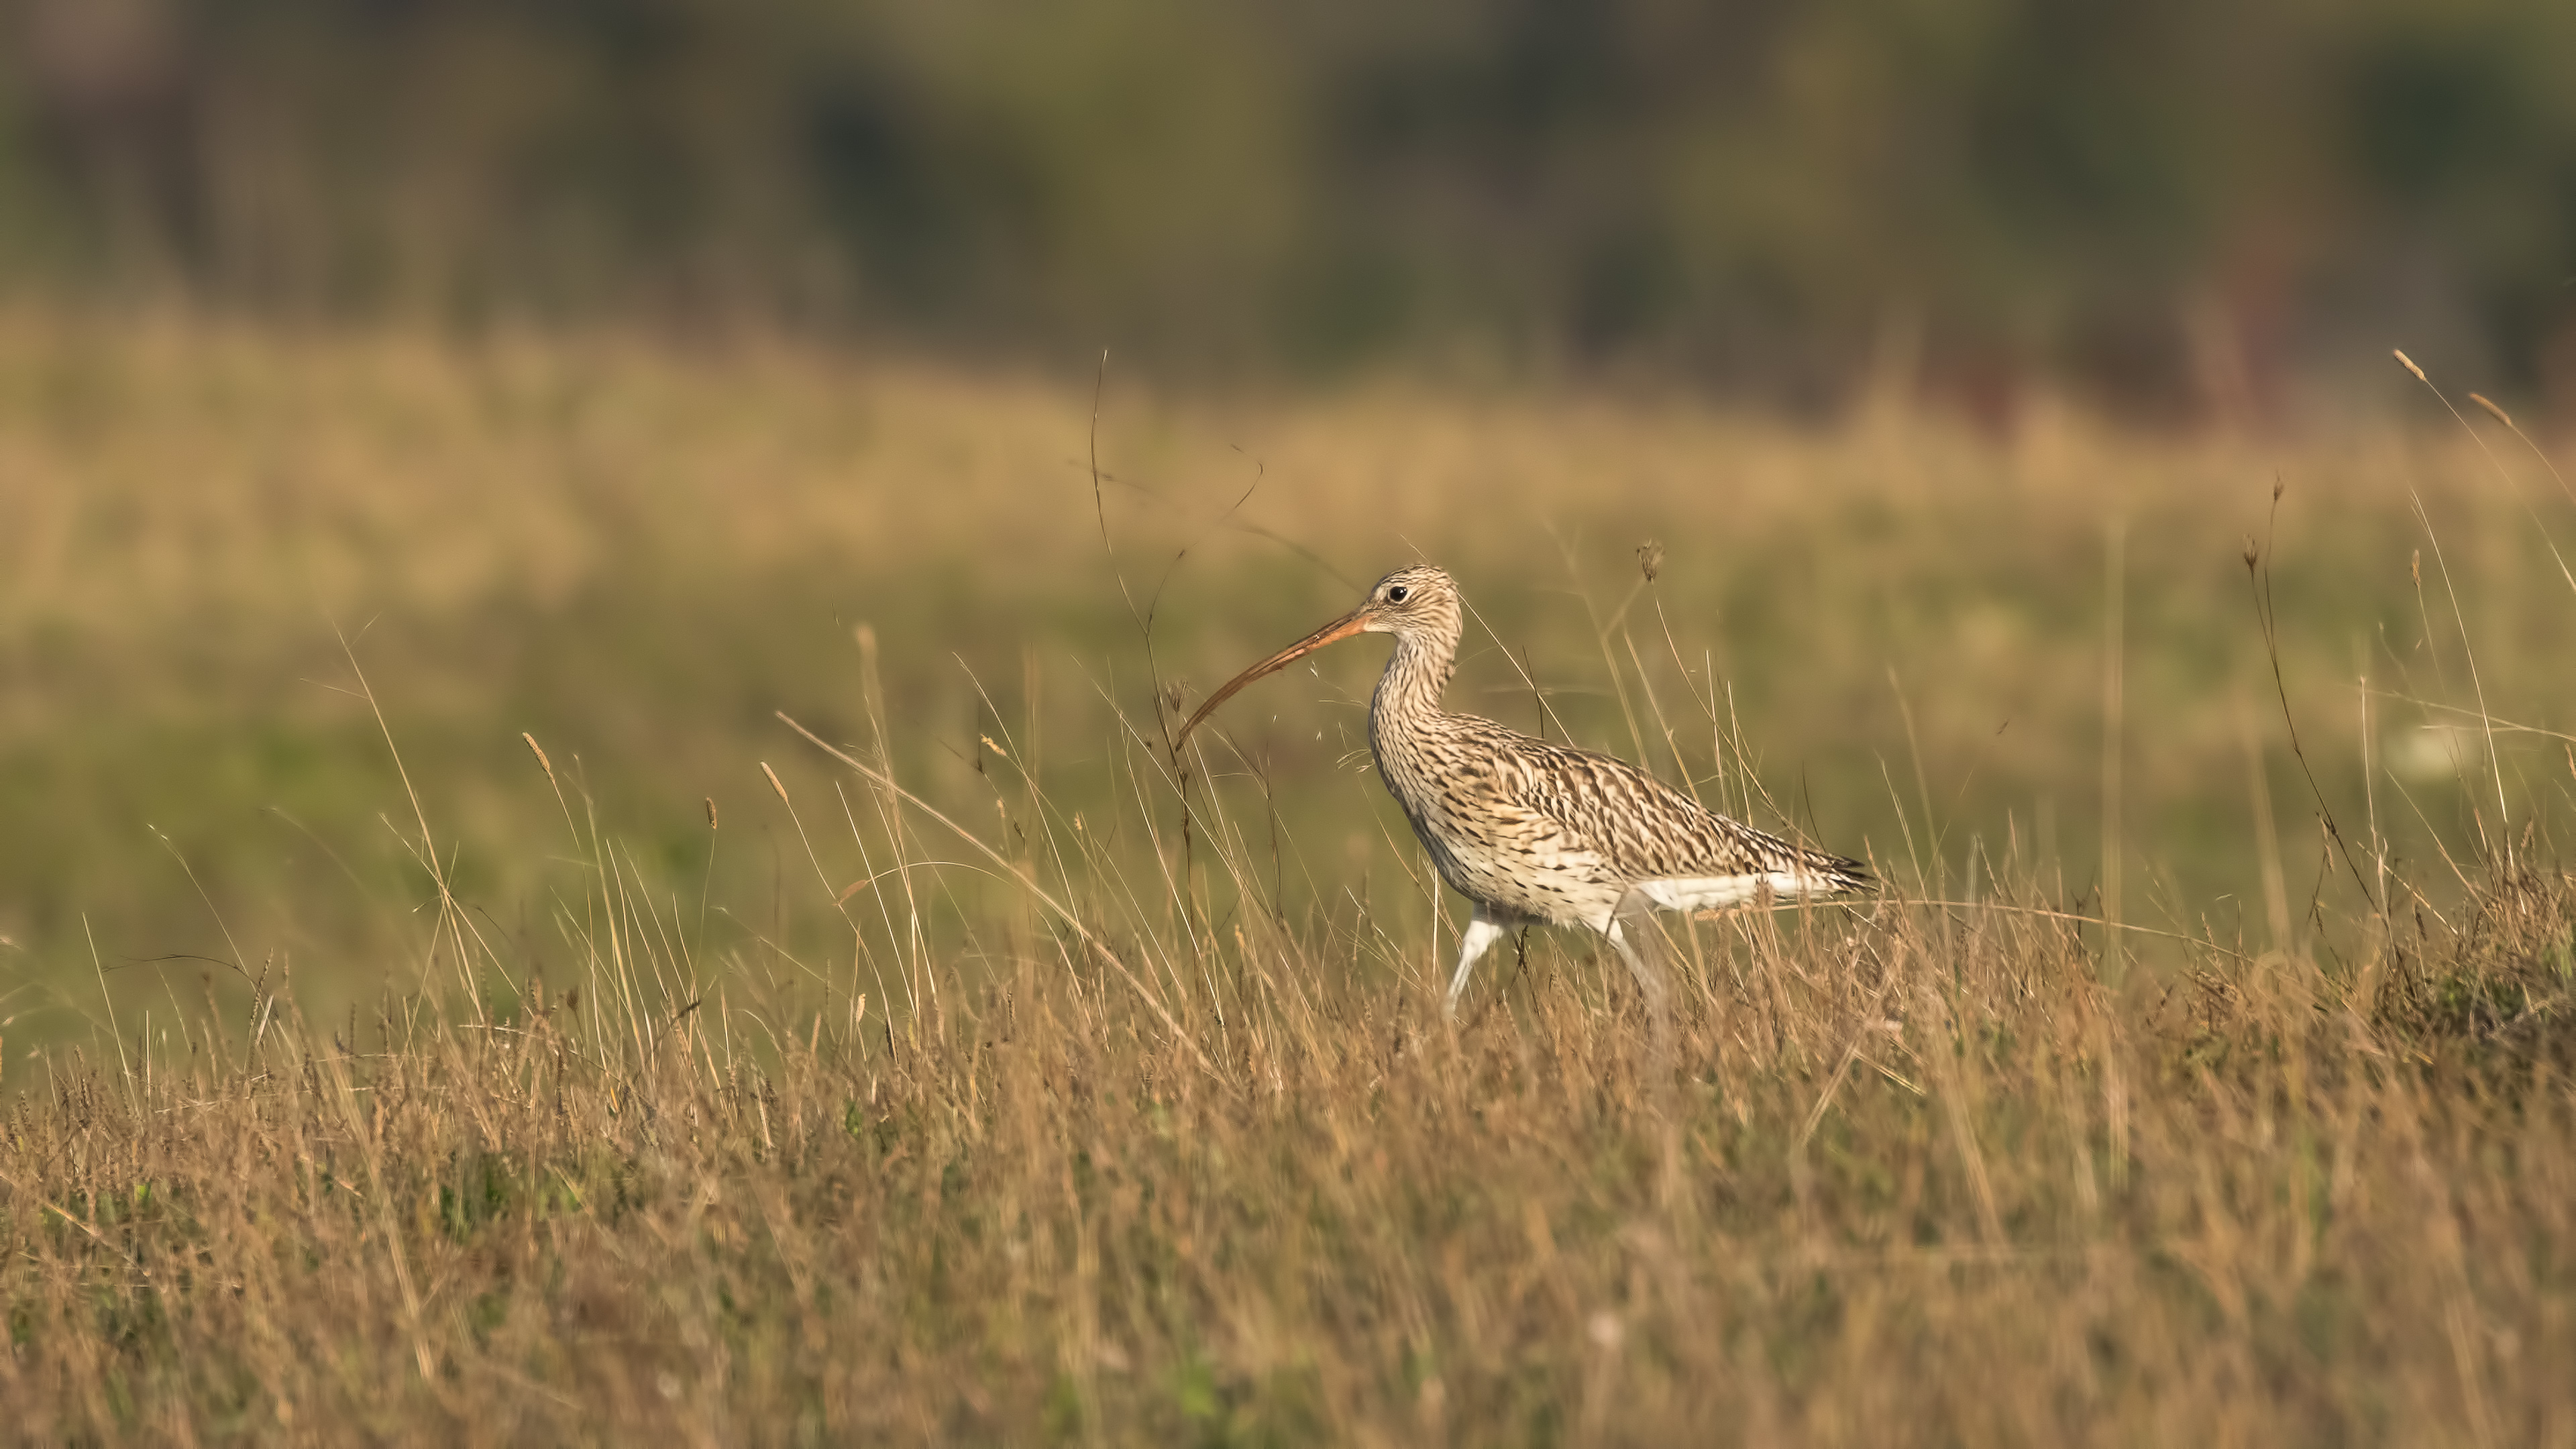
<box><xmin>0</xmin><ymin>321</ymin><xmax>2569</xmax><ymax>1074</ymax></box>
<box><xmin>1</xmin><ymin>0</ymin><xmax>2573</xmax><ymax>407</ymax></box>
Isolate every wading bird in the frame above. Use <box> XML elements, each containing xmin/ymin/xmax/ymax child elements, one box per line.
<box><xmin>1179</xmin><ymin>566</ymin><xmax>1870</xmax><ymax>1024</ymax></box>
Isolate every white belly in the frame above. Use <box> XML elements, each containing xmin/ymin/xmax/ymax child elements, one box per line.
<box><xmin>1635</xmin><ymin>871</ymin><xmax>1831</xmax><ymax>915</ymax></box>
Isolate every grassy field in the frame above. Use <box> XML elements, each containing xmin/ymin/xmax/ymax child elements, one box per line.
<box><xmin>1</xmin><ymin>317</ymin><xmax>2573</xmax><ymax>1441</ymax></box>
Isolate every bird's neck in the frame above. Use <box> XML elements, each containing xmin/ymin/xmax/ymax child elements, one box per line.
<box><xmin>1370</xmin><ymin>625</ymin><xmax>1456</xmax><ymax>729</ymax></box>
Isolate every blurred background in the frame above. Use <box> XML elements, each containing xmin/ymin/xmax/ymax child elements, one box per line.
<box><xmin>5</xmin><ymin>0</ymin><xmax>2575</xmax><ymax>415</ymax></box>
<box><xmin>1</xmin><ymin>0</ymin><xmax>2573</xmax><ymax>1065</ymax></box>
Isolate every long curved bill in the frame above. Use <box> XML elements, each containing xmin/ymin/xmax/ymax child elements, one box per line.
<box><xmin>1175</xmin><ymin>610</ymin><xmax>1368</xmax><ymax>747</ymax></box>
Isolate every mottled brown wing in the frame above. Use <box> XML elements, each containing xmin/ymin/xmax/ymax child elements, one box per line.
<box><xmin>1466</xmin><ymin>717</ymin><xmax>1867</xmax><ymax>888</ymax></box>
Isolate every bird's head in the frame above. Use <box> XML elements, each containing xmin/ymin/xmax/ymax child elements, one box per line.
<box><xmin>1177</xmin><ymin>566</ymin><xmax>1461</xmax><ymax>746</ymax></box>
<box><xmin>1351</xmin><ymin>565</ymin><xmax>1460</xmax><ymax>643</ymax></box>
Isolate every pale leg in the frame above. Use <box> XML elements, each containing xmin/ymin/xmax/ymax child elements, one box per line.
<box><xmin>1607</xmin><ymin>888</ymin><xmax>1674</xmax><ymax>1064</ymax></box>
<box><xmin>1446</xmin><ymin>906</ymin><xmax>1511</xmax><ymax>1022</ymax></box>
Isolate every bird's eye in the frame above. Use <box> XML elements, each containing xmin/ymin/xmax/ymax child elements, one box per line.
<box><xmin>1387</xmin><ymin>585</ymin><xmax>1409</xmax><ymax>603</ymax></box>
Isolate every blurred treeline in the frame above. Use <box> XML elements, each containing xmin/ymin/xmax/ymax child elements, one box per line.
<box><xmin>3</xmin><ymin>0</ymin><xmax>2573</xmax><ymax>412</ymax></box>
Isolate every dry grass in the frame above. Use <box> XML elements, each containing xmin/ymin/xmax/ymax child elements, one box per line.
<box><xmin>1</xmin><ymin>317</ymin><xmax>2574</xmax><ymax>1441</ymax></box>
<box><xmin>5</xmin><ymin>836</ymin><xmax>2571</xmax><ymax>1442</ymax></box>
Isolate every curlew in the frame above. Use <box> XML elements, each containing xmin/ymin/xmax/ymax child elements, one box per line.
<box><xmin>1179</xmin><ymin>566</ymin><xmax>1870</xmax><ymax>1024</ymax></box>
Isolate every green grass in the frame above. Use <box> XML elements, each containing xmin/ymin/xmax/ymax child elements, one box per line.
<box><xmin>1</xmin><ymin>316</ymin><xmax>2573</xmax><ymax>1440</ymax></box>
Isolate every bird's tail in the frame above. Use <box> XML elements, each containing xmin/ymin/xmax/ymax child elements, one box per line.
<box><xmin>1790</xmin><ymin>847</ymin><xmax>1874</xmax><ymax>896</ymax></box>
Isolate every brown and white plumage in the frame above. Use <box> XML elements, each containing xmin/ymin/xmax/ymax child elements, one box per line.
<box><xmin>1181</xmin><ymin>565</ymin><xmax>1870</xmax><ymax>1020</ymax></box>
